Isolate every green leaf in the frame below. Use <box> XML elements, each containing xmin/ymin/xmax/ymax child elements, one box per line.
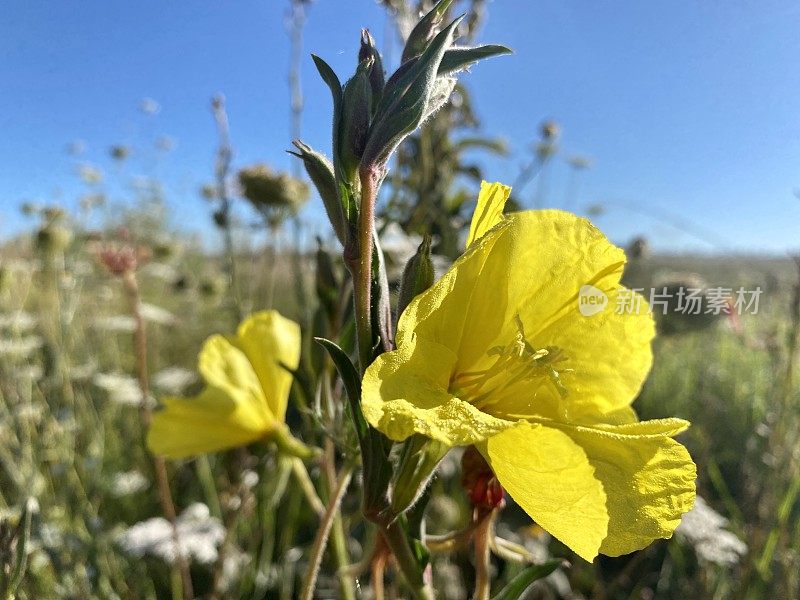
<box><xmin>315</xmin><ymin>337</ymin><xmax>395</xmax><ymax>515</ymax></box>
<box><xmin>491</xmin><ymin>560</ymin><xmax>565</xmax><ymax>600</ymax></box>
<box><xmin>438</xmin><ymin>44</ymin><xmax>513</xmax><ymax>76</ymax></box>
<box><xmin>289</xmin><ymin>141</ymin><xmax>347</xmax><ymax>246</ymax></box>
<box><xmin>311</xmin><ymin>55</ymin><xmax>347</xmax><ymax>184</ymax></box>
<box><xmin>314</xmin><ymin>337</ymin><xmax>366</xmax><ymax>441</ymax></box>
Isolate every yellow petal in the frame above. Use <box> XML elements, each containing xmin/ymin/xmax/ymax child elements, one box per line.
<box><xmin>494</xmin><ymin>287</ymin><xmax>655</xmax><ymax>425</ymax></box>
<box><xmin>484</xmin><ymin>419</ymin><xmax>696</xmax><ymax>561</ymax></box>
<box><xmin>198</xmin><ymin>334</ymin><xmax>271</xmax><ymax>421</ymax></box>
<box><xmin>466</xmin><ymin>181</ymin><xmax>511</xmax><ymax>248</ymax></box>
<box><xmin>147</xmin><ymin>385</ymin><xmax>273</xmax><ymax>459</ymax></box>
<box><xmin>397</xmin><ymin>210</ymin><xmax>649</xmax><ymax>424</ymax></box>
<box><xmin>563</xmin><ymin>420</ymin><xmax>696</xmax><ymax>557</ymax></box>
<box><xmin>234</xmin><ymin>310</ymin><xmax>301</xmax><ymax>421</ymax></box>
<box><xmin>481</xmin><ymin>422</ymin><xmax>609</xmax><ymax>562</ymax></box>
<box><xmin>361</xmin><ymin>335</ymin><xmax>515</xmax><ymax>445</ymax></box>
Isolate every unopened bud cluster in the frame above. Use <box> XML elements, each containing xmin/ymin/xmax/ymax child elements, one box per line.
<box><xmin>291</xmin><ymin>0</ymin><xmax>510</xmax><ymax>249</ymax></box>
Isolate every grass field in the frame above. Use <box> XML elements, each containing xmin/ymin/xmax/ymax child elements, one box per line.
<box><xmin>1</xmin><ymin>214</ymin><xmax>798</xmax><ymax>599</ymax></box>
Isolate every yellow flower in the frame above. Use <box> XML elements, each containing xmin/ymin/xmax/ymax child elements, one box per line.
<box><xmin>362</xmin><ymin>182</ymin><xmax>696</xmax><ymax>561</ymax></box>
<box><xmin>148</xmin><ymin>310</ymin><xmax>306</xmax><ymax>459</ymax></box>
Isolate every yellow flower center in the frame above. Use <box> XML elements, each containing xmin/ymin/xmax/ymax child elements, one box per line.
<box><xmin>449</xmin><ymin>316</ymin><xmax>572</xmax><ymax>413</ymax></box>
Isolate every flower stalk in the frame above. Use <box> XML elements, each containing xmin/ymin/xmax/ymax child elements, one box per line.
<box><xmin>353</xmin><ymin>164</ymin><xmax>380</xmax><ymax>373</ymax></box>
<box><xmin>299</xmin><ymin>460</ymin><xmax>355</xmax><ymax>600</ymax></box>
<box><xmin>120</xmin><ymin>269</ymin><xmax>194</xmax><ymax>600</ymax></box>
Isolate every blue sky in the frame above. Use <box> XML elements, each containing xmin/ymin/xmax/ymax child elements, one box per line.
<box><xmin>2</xmin><ymin>0</ymin><xmax>799</xmax><ymax>252</ymax></box>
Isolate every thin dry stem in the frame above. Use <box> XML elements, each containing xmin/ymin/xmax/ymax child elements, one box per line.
<box><xmin>122</xmin><ymin>271</ymin><xmax>194</xmax><ymax>600</ymax></box>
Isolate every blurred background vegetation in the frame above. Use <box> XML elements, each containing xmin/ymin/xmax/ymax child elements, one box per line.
<box><xmin>2</xmin><ymin>1</ymin><xmax>799</xmax><ymax>598</ymax></box>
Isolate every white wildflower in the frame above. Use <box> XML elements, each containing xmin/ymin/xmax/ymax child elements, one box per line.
<box><xmin>93</xmin><ymin>315</ymin><xmax>136</xmax><ymax>333</ymax></box>
<box><xmin>380</xmin><ymin>222</ymin><xmax>422</xmax><ymax>279</ymax></box>
<box><xmin>110</xmin><ymin>470</ymin><xmax>149</xmax><ymax>497</ymax></box>
<box><xmin>218</xmin><ymin>547</ymin><xmax>251</xmax><ymax>592</ymax></box>
<box><xmin>93</xmin><ymin>372</ymin><xmax>151</xmax><ymax>406</ymax></box>
<box><xmin>152</xmin><ymin>367</ymin><xmax>196</xmax><ymax>395</ymax></box>
<box><xmin>118</xmin><ymin>503</ymin><xmax>224</xmax><ymax>565</ymax></box>
<box><xmin>0</xmin><ymin>335</ymin><xmax>44</xmax><ymax>357</ymax></box>
<box><xmin>3</xmin><ymin>259</ymin><xmax>41</xmax><ymax>273</ymax></box>
<box><xmin>0</xmin><ymin>312</ymin><xmax>37</xmax><ymax>331</ymax></box>
<box><xmin>71</xmin><ymin>260</ymin><xmax>94</xmax><ymax>277</ymax></box>
<box><xmin>241</xmin><ymin>470</ymin><xmax>259</xmax><ymax>490</ymax></box>
<box><xmin>15</xmin><ymin>403</ymin><xmax>45</xmax><ymax>421</ymax></box>
<box><xmin>140</xmin><ymin>303</ymin><xmax>177</xmax><ymax>326</ymax></box>
<box><xmin>69</xmin><ymin>361</ymin><xmax>97</xmax><ymax>381</ymax></box>
<box><xmin>676</xmin><ymin>496</ymin><xmax>747</xmax><ymax>567</ymax></box>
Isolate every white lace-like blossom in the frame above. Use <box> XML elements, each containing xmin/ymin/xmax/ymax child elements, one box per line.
<box><xmin>93</xmin><ymin>372</ymin><xmax>152</xmax><ymax>406</ymax></box>
<box><xmin>0</xmin><ymin>335</ymin><xmax>44</xmax><ymax>357</ymax></box>
<box><xmin>139</xmin><ymin>303</ymin><xmax>177</xmax><ymax>326</ymax></box>
<box><xmin>152</xmin><ymin>367</ymin><xmax>196</xmax><ymax>395</ymax></box>
<box><xmin>110</xmin><ymin>470</ymin><xmax>149</xmax><ymax>497</ymax></box>
<box><xmin>676</xmin><ymin>496</ymin><xmax>747</xmax><ymax>566</ymax></box>
<box><xmin>117</xmin><ymin>503</ymin><xmax>224</xmax><ymax>564</ymax></box>
<box><xmin>141</xmin><ymin>262</ymin><xmax>178</xmax><ymax>282</ymax></box>
<box><xmin>93</xmin><ymin>316</ymin><xmax>137</xmax><ymax>333</ymax></box>
<box><xmin>0</xmin><ymin>312</ymin><xmax>37</xmax><ymax>331</ymax></box>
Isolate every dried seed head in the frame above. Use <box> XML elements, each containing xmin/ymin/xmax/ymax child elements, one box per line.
<box><xmin>237</xmin><ymin>163</ymin><xmax>310</xmax><ymax>225</ymax></box>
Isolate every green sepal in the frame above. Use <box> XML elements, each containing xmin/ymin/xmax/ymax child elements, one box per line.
<box><xmin>397</xmin><ymin>234</ymin><xmax>435</xmax><ymax>320</ymax></box>
<box><xmin>371</xmin><ymin>227</ymin><xmax>393</xmax><ymax>355</ymax></box>
<box><xmin>390</xmin><ymin>433</ymin><xmax>448</xmax><ymax>515</ymax></box>
<box><xmin>401</xmin><ymin>0</ymin><xmax>455</xmax><ymax>63</ymax></box>
<box><xmin>311</xmin><ymin>55</ymin><xmax>347</xmax><ymax>186</ymax></box>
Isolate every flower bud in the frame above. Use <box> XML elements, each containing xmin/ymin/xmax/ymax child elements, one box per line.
<box><xmin>391</xmin><ymin>434</ymin><xmax>449</xmax><ymax>515</ymax></box>
<box><xmin>359</xmin><ymin>29</ymin><xmax>385</xmax><ymax>110</ymax></box>
<box><xmin>339</xmin><ymin>57</ymin><xmax>373</xmax><ymax>182</ymax></box>
<box><xmin>397</xmin><ymin>234</ymin><xmax>434</xmax><ymax>317</ymax></box>
<box><xmin>401</xmin><ymin>0</ymin><xmax>454</xmax><ymax>63</ymax></box>
<box><xmin>461</xmin><ymin>446</ymin><xmax>505</xmax><ymax>509</ymax></box>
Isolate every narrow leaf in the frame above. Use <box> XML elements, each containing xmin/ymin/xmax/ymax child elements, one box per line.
<box><xmin>491</xmin><ymin>560</ymin><xmax>564</xmax><ymax>600</ymax></box>
<box><xmin>438</xmin><ymin>44</ymin><xmax>513</xmax><ymax>76</ymax></box>
<box><xmin>314</xmin><ymin>337</ymin><xmax>366</xmax><ymax>440</ymax></box>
